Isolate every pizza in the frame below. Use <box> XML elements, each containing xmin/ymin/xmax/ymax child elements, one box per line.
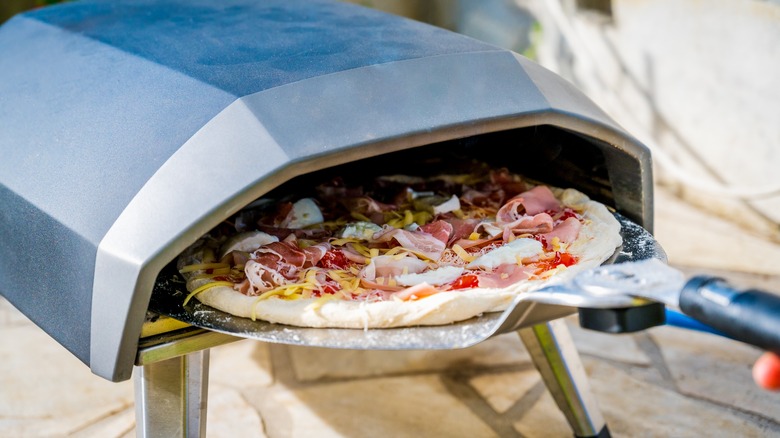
<box><xmin>176</xmin><ymin>164</ymin><xmax>622</xmax><ymax>328</ymax></box>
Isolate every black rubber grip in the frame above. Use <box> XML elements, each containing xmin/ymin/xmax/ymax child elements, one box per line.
<box><xmin>680</xmin><ymin>277</ymin><xmax>780</xmax><ymax>354</ymax></box>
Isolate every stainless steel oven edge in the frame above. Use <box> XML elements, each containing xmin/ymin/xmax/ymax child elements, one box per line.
<box><xmin>91</xmin><ymin>51</ymin><xmax>652</xmax><ymax>381</ymax></box>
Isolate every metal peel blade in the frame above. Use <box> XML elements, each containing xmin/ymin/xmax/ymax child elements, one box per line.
<box><xmin>572</xmin><ymin>259</ymin><xmax>686</xmax><ymax>308</ymax></box>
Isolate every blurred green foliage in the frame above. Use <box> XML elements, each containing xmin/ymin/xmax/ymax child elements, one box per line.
<box><xmin>0</xmin><ymin>0</ymin><xmax>68</xmax><ymax>25</ymax></box>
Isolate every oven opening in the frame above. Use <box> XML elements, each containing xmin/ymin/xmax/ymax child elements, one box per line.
<box><xmin>149</xmin><ymin>124</ymin><xmax>614</xmax><ymax>313</ymax></box>
<box><xmin>277</xmin><ymin>125</ymin><xmax>613</xmax><ymax>209</ymax></box>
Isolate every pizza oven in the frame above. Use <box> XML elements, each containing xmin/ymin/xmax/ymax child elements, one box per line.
<box><xmin>0</xmin><ymin>1</ymin><xmax>665</xmax><ymax>436</ymax></box>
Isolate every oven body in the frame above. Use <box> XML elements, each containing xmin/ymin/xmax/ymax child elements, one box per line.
<box><xmin>0</xmin><ymin>0</ymin><xmax>651</xmax><ymax>385</ymax></box>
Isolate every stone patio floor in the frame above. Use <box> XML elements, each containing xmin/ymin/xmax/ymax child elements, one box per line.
<box><xmin>2</xmin><ymin>186</ymin><xmax>779</xmax><ymax>437</ymax></box>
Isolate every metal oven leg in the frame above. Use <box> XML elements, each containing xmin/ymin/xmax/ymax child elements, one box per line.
<box><xmin>134</xmin><ymin>350</ymin><xmax>210</xmax><ymax>438</ymax></box>
<box><xmin>518</xmin><ymin>319</ymin><xmax>609</xmax><ymax>438</ymax></box>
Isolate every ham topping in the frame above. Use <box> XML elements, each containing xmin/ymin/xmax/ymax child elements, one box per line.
<box><xmin>371</xmin><ymin>225</ymin><xmax>447</xmax><ymax>261</ymax></box>
<box><xmin>542</xmin><ymin>217</ymin><xmax>582</xmax><ymax>245</ymax></box>
<box><xmin>497</xmin><ymin>186</ymin><xmax>561</xmax><ymax>223</ymax></box>
<box><xmin>243</xmin><ymin>241</ymin><xmax>307</xmax><ymax>295</ymax></box>
<box><xmin>474</xmin><ymin>264</ymin><xmax>534</xmax><ymax>289</ymax></box>
<box><xmin>419</xmin><ymin>220</ymin><xmax>453</xmax><ymax>245</ymax></box>
<box><xmin>201</xmin><ymin>168</ymin><xmax>590</xmax><ymax>303</ymax></box>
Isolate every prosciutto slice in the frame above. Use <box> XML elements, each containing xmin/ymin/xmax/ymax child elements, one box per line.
<box><xmin>244</xmin><ymin>241</ymin><xmax>307</xmax><ymax>294</ymax></box>
<box><xmin>497</xmin><ymin>186</ymin><xmax>561</xmax><ymax>223</ymax></box>
<box><xmin>360</xmin><ymin>255</ymin><xmax>429</xmax><ymax>279</ymax></box>
<box><xmin>302</xmin><ymin>242</ymin><xmax>332</xmax><ymax>267</ymax></box>
<box><xmin>541</xmin><ymin>217</ymin><xmax>582</xmax><ymax>244</ymax></box>
<box><xmin>502</xmin><ymin>213</ymin><xmax>554</xmax><ymax>241</ymax></box>
<box><xmin>443</xmin><ymin>217</ymin><xmax>482</xmax><ymax>244</ymax></box>
<box><xmin>474</xmin><ymin>264</ymin><xmax>534</xmax><ymax>289</ymax></box>
<box><xmin>419</xmin><ymin>220</ymin><xmax>453</xmax><ymax>245</ymax></box>
<box><xmin>371</xmin><ymin>226</ymin><xmax>447</xmax><ymax>260</ymax></box>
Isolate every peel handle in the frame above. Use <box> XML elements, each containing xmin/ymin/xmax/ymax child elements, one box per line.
<box><xmin>680</xmin><ymin>277</ymin><xmax>780</xmax><ymax>354</ymax></box>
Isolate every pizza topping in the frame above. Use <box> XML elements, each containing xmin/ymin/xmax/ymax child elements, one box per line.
<box><xmin>533</xmin><ymin>251</ymin><xmax>578</xmax><ymax>275</ymax></box>
<box><xmin>501</xmin><ymin>213</ymin><xmax>554</xmax><ymax>239</ymax></box>
<box><xmin>218</xmin><ymin>231</ymin><xmax>279</xmax><ymax>259</ymax></box>
<box><xmin>363</xmin><ymin>254</ymin><xmax>429</xmax><ymax>279</ymax></box>
<box><xmin>497</xmin><ymin>186</ymin><xmax>561</xmax><ymax>220</ymax></box>
<box><xmin>449</xmin><ymin>273</ymin><xmax>480</xmax><ymax>290</ymax></box>
<box><xmin>541</xmin><ymin>216</ymin><xmax>582</xmax><ymax>246</ymax></box>
<box><xmin>418</xmin><ymin>220</ymin><xmax>453</xmax><ymax>245</ymax></box>
<box><xmin>302</xmin><ymin>242</ymin><xmax>332</xmax><ymax>266</ymax></box>
<box><xmin>338</xmin><ymin>221</ymin><xmax>383</xmax><ymax>240</ymax></box>
<box><xmin>413</xmin><ymin>194</ymin><xmax>461</xmax><ymax>215</ymax></box>
<box><xmin>317</xmin><ymin>249</ymin><xmax>352</xmax><ymax>270</ymax></box>
<box><xmin>466</xmin><ymin>238</ymin><xmax>543</xmax><ymax>270</ymax></box>
<box><xmin>181</xmin><ymin>165</ymin><xmax>601</xmax><ymax>308</ymax></box>
<box><xmin>280</xmin><ymin>198</ymin><xmax>324</xmax><ymax>229</ymax></box>
<box><xmin>371</xmin><ymin>226</ymin><xmax>447</xmax><ymax>261</ymax></box>
<box><xmin>392</xmin><ymin>282</ymin><xmax>441</xmax><ymax>301</ymax></box>
<box><xmin>394</xmin><ymin>266</ymin><xmax>464</xmax><ymax>287</ymax></box>
<box><xmin>476</xmin><ymin>263</ymin><xmax>534</xmax><ymax>288</ymax></box>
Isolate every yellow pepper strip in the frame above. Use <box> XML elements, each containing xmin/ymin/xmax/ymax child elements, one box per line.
<box><xmin>386</xmin><ymin>218</ymin><xmax>402</xmax><ymax>228</ymax></box>
<box><xmin>351</xmin><ymin>212</ymin><xmax>372</xmax><ymax>222</ymax></box>
<box><xmin>468</xmin><ymin>232</ymin><xmax>480</xmax><ymax>240</ymax></box>
<box><xmin>402</xmin><ymin>210</ymin><xmax>414</xmax><ymax>227</ymax></box>
<box><xmin>183</xmin><ymin>281</ymin><xmax>234</xmax><ymax>306</ymax></box>
<box><xmin>413</xmin><ymin>210</ymin><xmax>432</xmax><ymax>225</ymax></box>
<box><xmin>179</xmin><ymin>262</ymin><xmax>230</xmax><ymax>274</ymax></box>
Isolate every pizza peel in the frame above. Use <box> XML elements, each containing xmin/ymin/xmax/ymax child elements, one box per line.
<box><xmin>149</xmin><ymin>213</ymin><xmax>780</xmax><ymax>353</ymax></box>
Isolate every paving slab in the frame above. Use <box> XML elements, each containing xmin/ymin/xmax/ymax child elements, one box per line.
<box><xmin>69</xmin><ymin>407</ymin><xmax>135</xmax><ymax>438</ymax></box>
<box><xmin>287</xmin><ymin>333</ymin><xmax>531</xmax><ymax>382</ymax></box>
<box><xmin>241</xmin><ymin>375</ymin><xmax>499</xmax><ymax>438</ymax></box>
<box><xmin>586</xmin><ymin>358</ymin><xmax>772</xmax><ymax>437</ymax></box>
<box><xmin>512</xmin><ymin>390</ymin><xmax>575</xmax><ymax>438</ymax></box>
<box><xmin>0</xmin><ymin>324</ymin><xmax>133</xmax><ymax>437</ymax></box>
<box><xmin>469</xmin><ymin>369</ymin><xmax>540</xmax><ymax>414</ymax></box>
<box><xmin>205</xmin><ymin>384</ymin><xmax>268</xmax><ymax>438</ymax></box>
<box><xmin>650</xmin><ymin>326</ymin><xmax>780</xmax><ymax>420</ymax></box>
<box><xmin>209</xmin><ymin>340</ymin><xmax>274</xmax><ymax>387</ymax></box>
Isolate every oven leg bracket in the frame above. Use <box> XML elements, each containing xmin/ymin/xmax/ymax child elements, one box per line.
<box><xmin>134</xmin><ymin>350</ymin><xmax>210</xmax><ymax>438</ymax></box>
<box><xmin>518</xmin><ymin>320</ymin><xmax>610</xmax><ymax>438</ymax></box>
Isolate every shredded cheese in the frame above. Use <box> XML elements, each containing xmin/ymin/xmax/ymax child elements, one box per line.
<box><xmin>331</xmin><ymin>237</ymin><xmax>360</xmax><ymax>246</ymax></box>
<box><xmin>452</xmin><ymin>244</ymin><xmax>476</xmax><ymax>262</ymax></box>
<box><xmin>183</xmin><ymin>281</ymin><xmax>234</xmax><ymax>306</ymax></box>
<box><xmin>305</xmin><ymin>294</ymin><xmax>338</xmax><ymax>311</ymax></box>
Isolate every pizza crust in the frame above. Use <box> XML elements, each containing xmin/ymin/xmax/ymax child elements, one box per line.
<box><xmin>181</xmin><ymin>188</ymin><xmax>622</xmax><ymax>328</ymax></box>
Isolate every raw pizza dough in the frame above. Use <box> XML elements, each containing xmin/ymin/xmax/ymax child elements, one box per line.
<box><xmin>176</xmin><ymin>172</ymin><xmax>622</xmax><ymax>329</ymax></box>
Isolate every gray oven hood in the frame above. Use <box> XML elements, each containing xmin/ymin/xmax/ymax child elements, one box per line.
<box><xmin>0</xmin><ymin>0</ymin><xmax>652</xmax><ymax>381</ymax></box>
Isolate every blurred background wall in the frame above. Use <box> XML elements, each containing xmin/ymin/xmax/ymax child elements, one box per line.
<box><xmin>345</xmin><ymin>0</ymin><xmax>780</xmax><ymax>242</ymax></box>
<box><xmin>4</xmin><ymin>0</ymin><xmax>779</xmax><ymax>241</ymax></box>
